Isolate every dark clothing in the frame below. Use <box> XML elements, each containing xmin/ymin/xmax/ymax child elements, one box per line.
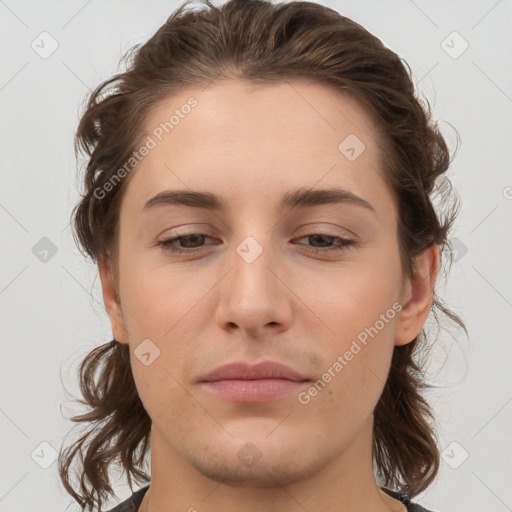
<box><xmin>382</xmin><ymin>488</ymin><xmax>436</xmax><ymax>511</ymax></box>
<box><xmin>105</xmin><ymin>485</ymin><xmax>148</xmax><ymax>512</ymax></box>
<box><xmin>105</xmin><ymin>484</ymin><xmax>436</xmax><ymax>511</ymax></box>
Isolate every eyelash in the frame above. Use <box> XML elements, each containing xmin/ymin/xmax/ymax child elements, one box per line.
<box><xmin>156</xmin><ymin>233</ymin><xmax>357</xmax><ymax>255</ymax></box>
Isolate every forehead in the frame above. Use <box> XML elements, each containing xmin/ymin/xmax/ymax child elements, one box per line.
<box><xmin>121</xmin><ymin>79</ymin><xmax>394</xmax><ymax>222</ymax></box>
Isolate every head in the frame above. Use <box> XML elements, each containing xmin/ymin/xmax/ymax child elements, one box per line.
<box><xmin>58</xmin><ymin>1</ymin><xmax>466</xmax><ymax>510</ymax></box>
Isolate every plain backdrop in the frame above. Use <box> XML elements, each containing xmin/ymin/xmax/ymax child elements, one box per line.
<box><xmin>1</xmin><ymin>1</ymin><xmax>511</xmax><ymax>511</ymax></box>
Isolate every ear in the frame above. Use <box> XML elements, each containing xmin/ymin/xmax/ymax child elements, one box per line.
<box><xmin>394</xmin><ymin>244</ymin><xmax>439</xmax><ymax>347</ymax></box>
<box><xmin>98</xmin><ymin>257</ymin><xmax>130</xmax><ymax>345</ymax></box>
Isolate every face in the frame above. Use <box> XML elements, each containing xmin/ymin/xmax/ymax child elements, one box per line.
<box><xmin>100</xmin><ymin>78</ymin><xmax>437</xmax><ymax>488</ymax></box>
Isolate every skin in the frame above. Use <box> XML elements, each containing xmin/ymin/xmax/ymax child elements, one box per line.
<box><xmin>99</xmin><ymin>79</ymin><xmax>439</xmax><ymax>512</ymax></box>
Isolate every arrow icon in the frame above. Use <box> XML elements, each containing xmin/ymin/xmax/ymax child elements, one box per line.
<box><xmin>32</xmin><ymin>237</ymin><xmax>58</xmax><ymax>262</ymax></box>
<box><xmin>31</xmin><ymin>441</ymin><xmax>58</xmax><ymax>468</ymax></box>
<box><xmin>441</xmin><ymin>440</ymin><xmax>469</xmax><ymax>469</ymax></box>
<box><xmin>237</xmin><ymin>442</ymin><xmax>262</xmax><ymax>467</ymax></box>
<box><xmin>30</xmin><ymin>31</ymin><xmax>59</xmax><ymax>59</ymax></box>
<box><xmin>135</xmin><ymin>339</ymin><xmax>161</xmax><ymax>366</ymax></box>
<box><xmin>440</xmin><ymin>31</ymin><xmax>468</xmax><ymax>59</ymax></box>
<box><xmin>339</xmin><ymin>134</ymin><xmax>365</xmax><ymax>161</ymax></box>
<box><xmin>236</xmin><ymin>237</ymin><xmax>263</xmax><ymax>263</ymax></box>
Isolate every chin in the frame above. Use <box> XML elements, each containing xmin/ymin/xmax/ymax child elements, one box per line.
<box><xmin>191</xmin><ymin>450</ymin><xmax>318</xmax><ymax>488</ymax></box>
<box><xmin>182</xmin><ymin>435</ymin><xmax>326</xmax><ymax>489</ymax></box>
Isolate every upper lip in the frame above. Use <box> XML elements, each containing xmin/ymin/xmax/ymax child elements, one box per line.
<box><xmin>200</xmin><ymin>361</ymin><xmax>309</xmax><ymax>382</ymax></box>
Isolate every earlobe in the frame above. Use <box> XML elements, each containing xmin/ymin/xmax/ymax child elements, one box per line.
<box><xmin>394</xmin><ymin>244</ymin><xmax>439</xmax><ymax>347</ymax></box>
<box><xmin>98</xmin><ymin>257</ymin><xmax>130</xmax><ymax>345</ymax></box>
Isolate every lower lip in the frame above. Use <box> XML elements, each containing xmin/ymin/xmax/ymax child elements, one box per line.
<box><xmin>201</xmin><ymin>379</ymin><xmax>310</xmax><ymax>403</ymax></box>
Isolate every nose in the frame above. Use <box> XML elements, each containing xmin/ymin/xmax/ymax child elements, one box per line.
<box><xmin>214</xmin><ymin>234</ymin><xmax>293</xmax><ymax>337</ymax></box>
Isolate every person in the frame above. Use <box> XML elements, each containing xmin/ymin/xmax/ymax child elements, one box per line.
<box><xmin>58</xmin><ymin>1</ymin><xmax>467</xmax><ymax>511</ymax></box>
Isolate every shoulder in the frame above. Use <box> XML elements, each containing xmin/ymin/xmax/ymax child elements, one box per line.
<box><xmin>104</xmin><ymin>485</ymin><xmax>150</xmax><ymax>512</ymax></box>
<box><xmin>381</xmin><ymin>487</ymin><xmax>438</xmax><ymax>512</ymax></box>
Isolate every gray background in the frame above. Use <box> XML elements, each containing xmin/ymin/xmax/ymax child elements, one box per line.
<box><xmin>1</xmin><ymin>0</ymin><xmax>511</xmax><ymax>511</ymax></box>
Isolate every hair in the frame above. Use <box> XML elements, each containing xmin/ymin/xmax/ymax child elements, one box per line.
<box><xmin>58</xmin><ymin>0</ymin><xmax>468</xmax><ymax>509</ymax></box>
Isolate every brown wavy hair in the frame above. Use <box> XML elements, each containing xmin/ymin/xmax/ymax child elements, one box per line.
<box><xmin>58</xmin><ymin>0</ymin><xmax>468</xmax><ymax>509</ymax></box>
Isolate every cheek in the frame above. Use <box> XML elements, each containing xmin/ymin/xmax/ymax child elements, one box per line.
<box><xmin>130</xmin><ymin>353</ymin><xmax>205</xmax><ymax>440</ymax></box>
<box><xmin>118</xmin><ymin>256</ymin><xmax>216</xmax><ymax>400</ymax></box>
<box><xmin>297</xmin><ymin>249</ymin><xmax>402</xmax><ymax>341</ymax></box>
<box><xmin>117</xmin><ymin>247</ymin><xmax>208</xmax><ymax>341</ymax></box>
<box><xmin>296</xmin><ymin>318</ymin><xmax>396</xmax><ymax>426</ymax></box>
<box><xmin>293</xmin><ymin>258</ymin><xmax>401</xmax><ymax>410</ymax></box>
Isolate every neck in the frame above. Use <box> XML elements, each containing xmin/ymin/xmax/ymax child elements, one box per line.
<box><xmin>139</xmin><ymin>418</ymin><xmax>406</xmax><ymax>512</ymax></box>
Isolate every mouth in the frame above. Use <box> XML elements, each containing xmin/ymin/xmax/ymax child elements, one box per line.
<box><xmin>199</xmin><ymin>360</ymin><xmax>311</xmax><ymax>403</ymax></box>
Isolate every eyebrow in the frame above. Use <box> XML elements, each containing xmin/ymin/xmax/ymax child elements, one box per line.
<box><xmin>142</xmin><ymin>187</ymin><xmax>376</xmax><ymax>215</ymax></box>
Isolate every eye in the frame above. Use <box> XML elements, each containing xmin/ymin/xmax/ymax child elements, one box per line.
<box><xmin>156</xmin><ymin>232</ymin><xmax>357</xmax><ymax>255</ymax></box>
<box><xmin>157</xmin><ymin>233</ymin><xmax>214</xmax><ymax>253</ymax></box>
<box><xmin>293</xmin><ymin>234</ymin><xmax>357</xmax><ymax>254</ymax></box>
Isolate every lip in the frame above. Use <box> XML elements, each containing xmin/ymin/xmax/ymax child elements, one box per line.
<box><xmin>200</xmin><ymin>361</ymin><xmax>308</xmax><ymax>382</ymax></box>
<box><xmin>199</xmin><ymin>361</ymin><xmax>311</xmax><ymax>403</ymax></box>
